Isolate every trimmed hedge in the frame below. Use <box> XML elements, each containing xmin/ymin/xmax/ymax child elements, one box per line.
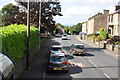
<box><xmin>0</xmin><ymin>24</ymin><xmax>39</xmax><ymax>63</ymax></box>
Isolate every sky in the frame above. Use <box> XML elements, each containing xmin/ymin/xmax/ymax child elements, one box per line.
<box><xmin>0</xmin><ymin>0</ymin><xmax>120</xmax><ymax>26</ymax></box>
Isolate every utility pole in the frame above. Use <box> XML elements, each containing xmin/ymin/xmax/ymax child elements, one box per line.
<box><xmin>26</xmin><ymin>0</ymin><xmax>30</xmax><ymax>70</ymax></box>
<box><xmin>39</xmin><ymin>0</ymin><xmax>41</xmax><ymax>33</ymax></box>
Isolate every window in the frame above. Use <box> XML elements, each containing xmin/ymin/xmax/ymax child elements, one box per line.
<box><xmin>111</xmin><ymin>15</ymin><xmax>113</xmax><ymax>22</ymax></box>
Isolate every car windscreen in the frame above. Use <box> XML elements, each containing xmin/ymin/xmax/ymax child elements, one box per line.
<box><xmin>50</xmin><ymin>56</ymin><xmax>66</xmax><ymax>62</ymax></box>
<box><xmin>75</xmin><ymin>45</ymin><xmax>85</xmax><ymax>49</ymax></box>
<box><xmin>52</xmin><ymin>48</ymin><xmax>61</xmax><ymax>51</ymax></box>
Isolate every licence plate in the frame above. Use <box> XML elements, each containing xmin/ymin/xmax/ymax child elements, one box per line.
<box><xmin>53</xmin><ymin>68</ymin><xmax>62</xmax><ymax>70</ymax></box>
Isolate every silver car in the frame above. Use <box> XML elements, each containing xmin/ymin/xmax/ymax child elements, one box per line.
<box><xmin>47</xmin><ymin>53</ymin><xmax>69</xmax><ymax>73</ymax></box>
<box><xmin>62</xmin><ymin>34</ymin><xmax>68</xmax><ymax>40</ymax></box>
<box><xmin>50</xmin><ymin>45</ymin><xmax>65</xmax><ymax>54</ymax></box>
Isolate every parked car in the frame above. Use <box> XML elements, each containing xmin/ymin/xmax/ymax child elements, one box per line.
<box><xmin>50</xmin><ymin>45</ymin><xmax>65</xmax><ymax>54</ymax></box>
<box><xmin>70</xmin><ymin>44</ymin><xmax>86</xmax><ymax>56</ymax></box>
<box><xmin>62</xmin><ymin>34</ymin><xmax>68</xmax><ymax>40</ymax></box>
<box><xmin>47</xmin><ymin>53</ymin><xmax>69</xmax><ymax>73</ymax></box>
<box><xmin>55</xmin><ymin>34</ymin><xmax>62</xmax><ymax>37</ymax></box>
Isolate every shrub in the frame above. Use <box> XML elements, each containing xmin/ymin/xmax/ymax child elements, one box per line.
<box><xmin>100</xmin><ymin>28</ymin><xmax>108</xmax><ymax>40</ymax></box>
<box><xmin>106</xmin><ymin>36</ymin><xmax>120</xmax><ymax>44</ymax></box>
<box><xmin>115</xmin><ymin>41</ymin><xmax>120</xmax><ymax>45</ymax></box>
<box><xmin>95</xmin><ymin>35</ymin><xmax>103</xmax><ymax>42</ymax></box>
<box><xmin>0</xmin><ymin>24</ymin><xmax>39</xmax><ymax>63</ymax></box>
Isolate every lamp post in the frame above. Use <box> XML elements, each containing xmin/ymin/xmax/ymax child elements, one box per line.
<box><xmin>26</xmin><ymin>0</ymin><xmax>30</xmax><ymax>70</ymax></box>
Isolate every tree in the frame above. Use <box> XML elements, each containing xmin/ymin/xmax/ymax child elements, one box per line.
<box><xmin>1</xmin><ymin>3</ymin><xmax>27</xmax><ymax>26</ymax></box>
<box><xmin>0</xmin><ymin>10</ymin><xmax>3</xmax><ymax>27</ymax></box>
<box><xmin>56</xmin><ymin>23</ymin><xmax>64</xmax><ymax>29</ymax></box>
<box><xmin>75</xmin><ymin>23</ymin><xmax>82</xmax><ymax>34</ymax></box>
<box><xmin>1</xmin><ymin>3</ymin><xmax>19</xmax><ymax>26</ymax></box>
<box><xmin>64</xmin><ymin>27</ymin><xmax>69</xmax><ymax>34</ymax></box>
<box><xmin>15</xmin><ymin>0</ymin><xmax>62</xmax><ymax>33</ymax></box>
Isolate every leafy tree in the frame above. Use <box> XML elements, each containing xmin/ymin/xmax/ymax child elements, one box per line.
<box><xmin>64</xmin><ymin>27</ymin><xmax>69</xmax><ymax>34</ymax></box>
<box><xmin>1</xmin><ymin>3</ymin><xmax>19</xmax><ymax>26</ymax></box>
<box><xmin>69</xmin><ymin>23</ymin><xmax>82</xmax><ymax>34</ymax></box>
<box><xmin>69</xmin><ymin>25</ymin><xmax>76</xmax><ymax>34</ymax></box>
<box><xmin>1</xmin><ymin>3</ymin><xmax>27</xmax><ymax>26</ymax></box>
<box><xmin>0</xmin><ymin>10</ymin><xmax>3</xmax><ymax>27</ymax></box>
<box><xmin>15</xmin><ymin>0</ymin><xmax>62</xmax><ymax>34</ymax></box>
<box><xmin>75</xmin><ymin>23</ymin><xmax>82</xmax><ymax>34</ymax></box>
<box><xmin>56</xmin><ymin>23</ymin><xmax>64</xmax><ymax>29</ymax></box>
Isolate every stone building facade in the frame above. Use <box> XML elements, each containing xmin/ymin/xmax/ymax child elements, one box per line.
<box><xmin>107</xmin><ymin>2</ymin><xmax>120</xmax><ymax>36</ymax></box>
<box><xmin>82</xmin><ymin>10</ymin><xmax>109</xmax><ymax>35</ymax></box>
<box><xmin>82</xmin><ymin>21</ymin><xmax>87</xmax><ymax>34</ymax></box>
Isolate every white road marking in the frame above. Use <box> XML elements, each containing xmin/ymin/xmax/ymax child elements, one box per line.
<box><xmin>69</xmin><ymin>62</ymin><xmax>86</xmax><ymax>67</ymax></box>
<box><xmin>89</xmin><ymin>60</ymin><xmax>98</xmax><ymax>68</ymax></box>
<box><xmin>104</xmin><ymin>73</ymin><xmax>112</xmax><ymax>80</ymax></box>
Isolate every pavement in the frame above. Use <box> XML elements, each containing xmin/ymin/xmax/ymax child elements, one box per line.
<box><xmin>76</xmin><ymin>35</ymin><xmax>119</xmax><ymax>58</ymax></box>
<box><xmin>19</xmin><ymin>38</ymin><xmax>52</xmax><ymax>78</ymax></box>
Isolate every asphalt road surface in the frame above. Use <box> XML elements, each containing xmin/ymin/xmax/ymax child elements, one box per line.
<box><xmin>45</xmin><ymin>35</ymin><xmax>119</xmax><ymax>80</ymax></box>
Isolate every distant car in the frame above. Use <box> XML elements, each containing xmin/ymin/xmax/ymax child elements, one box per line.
<box><xmin>55</xmin><ymin>34</ymin><xmax>62</xmax><ymax>37</ymax></box>
<box><xmin>70</xmin><ymin>44</ymin><xmax>86</xmax><ymax>56</ymax></box>
<box><xmin>50</xmin><ymin>45</ymin><xmax>65</xmax><ymax>54</ymax></box>
<box><xmin>62</xmin><ymin>34</ymin><xmax>68</xmax><ymax>40</ymax></box>
<box><xmin>47</xmin><ymin>53</ymin><xmax>69</xmax><ymax>73</ymax></box>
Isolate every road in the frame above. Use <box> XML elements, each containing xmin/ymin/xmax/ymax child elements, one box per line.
<box><xmin>45</xmin><ymin>35</ymin><xmax>119</xmax><ymax>79</ymax></box>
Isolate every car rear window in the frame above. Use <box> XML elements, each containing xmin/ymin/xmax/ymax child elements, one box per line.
<box><xmin>52</xmin><ymin>48</ymin><xmax>61</xmax><ymax>51</ymax></box>
<box><xmin>50</xmin><ymin>56</ymin><xmax>66</xmax><ymax>62</ymax></box>
<box><xmin>75</xmin><ymin>45</ymin><xmax>85</xmax><ymax>49</ymax></box>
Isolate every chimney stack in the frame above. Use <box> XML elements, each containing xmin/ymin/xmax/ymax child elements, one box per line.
<box><xmin>115</xmin><ymin>6</ymin><xmax>120</xmax><ymax>11</ymax></box>
<box><xmin>103</xmin><ymin>10</ymin><xmax>109</xmax><ymax>14</ymax></box>
<box><xmin>115</xmin><ymin>1</ymin><xmax>120</xmax><ymax>11</ymax></box>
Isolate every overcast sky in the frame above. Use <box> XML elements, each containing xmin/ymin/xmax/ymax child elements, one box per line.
<box><xmin>0</xmin><ymin>0</ymin><xmax>120</xmax><ymax>26</ymax></box>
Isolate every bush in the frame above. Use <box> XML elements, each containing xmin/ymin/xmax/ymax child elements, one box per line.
<box><xmin>0</xmin><ymin>24</ymin><xmax>39</xmax><ymax>63</ymax></box>
<box><xmin>106</xmin><ymin>36</ymin><xmax>120</xmax><ymax>44</ymax></box>
<box><xmin>100</xmin><ymin>28</ymin><xmax>108</xmax><ymax>40</ymax></box>
<box><xmin>95</xmin><ymin>35</ymin><xmax>103</xmax><ymax>42</ymax></box>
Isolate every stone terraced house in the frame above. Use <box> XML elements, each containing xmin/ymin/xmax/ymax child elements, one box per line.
<box><xmin>107</xmin><ymin>1</ymin><xmax>120</xmax><ymax>36</ymax></box>
<box><xmin>82</xmin><ymin>1</ymin><xmax>120</xmax><ymax>37</ymax></box>
<box><xmin>82</xmin><ymin>10</ymin><xmax>109</xmax><ymax>35</ymax></box>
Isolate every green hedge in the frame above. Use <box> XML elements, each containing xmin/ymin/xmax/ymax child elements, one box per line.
<box><xmin>0</xmin><ymin>24</ymin><xmax>39</xmax><ymax>63</ymax></box>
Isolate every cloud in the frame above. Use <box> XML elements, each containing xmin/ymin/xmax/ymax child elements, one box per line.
<box><xmin>64</xmin><ymin>6</ymin><xmax>96</xmax><ymax>15</ymax></box>
<box><xmin>60</xmin><ymin>0</ymin><xmax>119</xmax><ymax>3</ymax></box>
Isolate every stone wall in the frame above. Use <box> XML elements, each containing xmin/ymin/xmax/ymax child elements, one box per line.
<box><xmin>7</xmin><ymin>38</ymin><xmax>50</xmax><ymax>78</ymax></box>
<box><xmin>86</xmin><ymin>38</ymin><xmax>119</xmax><ymax>55</ymax></box>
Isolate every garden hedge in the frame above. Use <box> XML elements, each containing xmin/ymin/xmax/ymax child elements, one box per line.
<box><xmin>0</xmin><ymin>24</ymin><xmax>39</xmax><ymax>63</ymax></box>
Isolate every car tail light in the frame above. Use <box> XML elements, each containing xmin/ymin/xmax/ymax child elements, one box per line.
<box><xmin>49</xmin><ymin>62</ymin><xmax>53</xmax><ymax>64</ymax></box>
<box><xmin>49</xmin><ymin>51</ymin><xmax>52</xmax><ymax>53</ymax></box>
<box><xmin>62</xmin><ymin>62</ymin><xmax>69</xmax><ymax>64</ymax></box>
<box><xmin>72</xmin><ymin>49</ymin><xmax>76</xmax><ymax>51</ymax></box>
<box><xmin>61</xmin><ymin>51</ymin><xmax>65</xmax><ymax>53</ymax></box>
